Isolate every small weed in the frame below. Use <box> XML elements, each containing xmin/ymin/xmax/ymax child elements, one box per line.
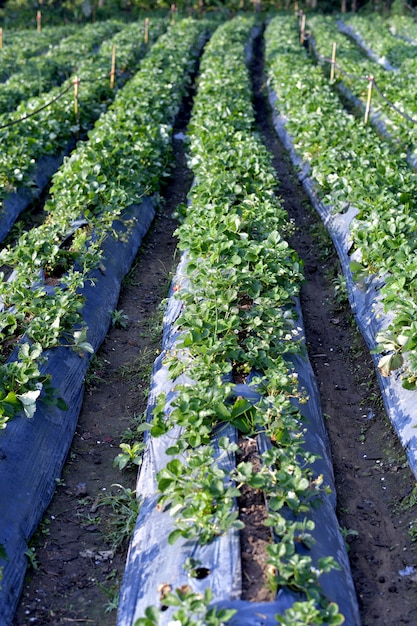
<box><xmin>138</xmin><ymin>310</ymin><xmax>164</xmax><ymax>345</ymax></box>
<box><xmin>401</xmin><ymin>483</ymin><xmax>417</xmax><ymax>511</ymax></box>
<box><xmin>114</xmin><ymin>441</ymin><xmax>145</xmax><ymax>471</ymax></box>
<box><xmin>119</xmin><ymin>349</ymin><xmax>154</xmax><ymax>379</ymax></box>
<box><xmin>24</xmin><ymin>546</ymin><xmax>39</xmax><ymax>571</ymax></box>
<box><xmin>332</xmin><ymin>273</ymin><xmax>348</xmax><ymax>309</ymax></box>
<box><xmin>97</xmin><ymin>570</ymin><xmax>120</xmax><ymax>614</ymax></box>
<box><xmin>122</xmin><ymin>260</ymin><xmax>141</xmax><ymax>288</ymax></box>
<box><xmin>339</xmin><ymin>526</ymin><xmax>359</xmax><ymax>552</ymax></box>
<box><xmin>80</xmin><ymin>514</ymin><xmax>102</xmax><ymax>527</ymax></box>
<box><xmin>85</xmin><ymin>354</ymin><xmax>108</xmax><ymax>387</ymax></box>
<box><xmin>100</xmin><ymin>484</ymin><xmax>140</xmax><ymax>551</ymax></box>
<box><xmin>409</xmin><ymin>520</ymin><xmax>417</xmax><ymax>542</ymax></box>
<box><xmin>111</xmin><ymin>309</ymin><xmax>129</xmax><ymax>329</ymax></box>
<box><xmin>310</xmin><ymin>221</ymin><xmax>334</xmax><ymax>261</ymax></box>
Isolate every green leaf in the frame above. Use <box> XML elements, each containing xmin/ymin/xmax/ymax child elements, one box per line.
<box><xmin>167</xmin><ymin>529</ymin><xmax>183</xmax><ymax>545</ymax></box>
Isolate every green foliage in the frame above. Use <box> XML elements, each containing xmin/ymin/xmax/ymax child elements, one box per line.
<box><xmin>157</xmin><ymin>439</ymin><xmax>244</xmax><ymax>545</ymax></box>
<box><xmin>139</xmin><ymin>16</ymin><xmax>344</xmax><ymax>625</ymax></box>
<box><xmin>134</xmin><ymin>587</ymin><xmax>236</xmax><ymax>626</ymax></box>
<box><xmin>100</xmin><ymin>484</ymin><xmax>140</xmax><ymax>550</ymax></box>
<box><xmin>0</xmin><ymin>17</ymin><xmax>206</xmax><ymax>428</ymax></box>
<box><xmin>110</xmin><ymin>308</ymin><xmax>129</xmax><ymax>329</ymax></box>
<box><xmin>276</xmin><ymin>599</ymin><xmax>344</xmax><ymax>625</ymax></box>
<box><xmin>0</xmin><ymin>20</ymin><xmax>123</xmax><ymax>115</ymax></box>
<box><xmin>266</xmin><ymin>15</ymin><xmax>417</xmax><ymax>386</ymax></box>
<box><xmin>114</xmin><ymin>441</ymin><xmax>145</xmax><ymax>470</ymax></box>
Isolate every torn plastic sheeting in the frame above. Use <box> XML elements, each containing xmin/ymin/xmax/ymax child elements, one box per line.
<box><xmin>0</xmin><ymin>197</ymin><xmax>156</xmax><ymax>626</ymax></box>
<box><xmin>336</xmin><ymin>20</ymin><xmax>398</xmax><ymax>71</ymax></box>
<box><xmin>268</xmin><ymin>85</ymin><xmax>417</xmax><ymax>480</ymax></box>
<box><xmin>0</xmin><ymin>148</ymin><xmax>75</xmax><ymax>245</ymax></box>
<box><xmin>118</xmin><ymin>250</ymin><xmax>360</xmax><ymax>625</ymax></box>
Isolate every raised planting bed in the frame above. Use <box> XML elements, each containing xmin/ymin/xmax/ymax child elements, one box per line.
<box><xmin>117</xmin><ymin>16</ymin><xmax>359</xmax><ymax>626</ymax></box>
<box><xmin>0</xmin><ymin>24</ymin><xmax>77</xmax><ymax>82</ymax></box>
<box><xmin>0</xmin><ymin>17</ymin><xmax>211</xmax><ymax>624</ymax></box>
<box><xmin>0</xmin><ymin>18</ymin><xmax>166</xmax><ymax>244</ymax></box>
<box><xmin>306</xmin><ymin>15</ymin><xmax>417</xmax><ymax>162</ymax></box>
<box><xmin>0</xmin><ymin>20</ymin><xmax>123</xmax><ymax>115</ymax></box>
<box><xmin>265</xmin><ymin>15</ymin><xmax>417</xmax><ymax>478</ymax></box>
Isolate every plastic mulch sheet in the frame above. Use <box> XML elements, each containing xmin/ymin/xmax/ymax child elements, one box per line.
<box><xmin>117</xmin><ymin>252</ymin><xmax>360</xmax><ymax>626</ymax></box>
<box><xmin>0</xmin><ymin>197</ymin><xmax>156</xmax><ymax>625</ymax></box>
<box><xmin>0</xmin><ymin>148</ymin><xmax>75</xmax><ymax>245</ymax></box>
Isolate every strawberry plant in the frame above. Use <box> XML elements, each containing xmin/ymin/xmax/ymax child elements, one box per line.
<box><xmin>342</xmin><ymin>13</ymin><xmax>417</xmax><ymax>67</ymax></box>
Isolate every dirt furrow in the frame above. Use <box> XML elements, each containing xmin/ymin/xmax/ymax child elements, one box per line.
<box><xmin>250</xmin><ymin>25</ymin><xmax>417</xmax><ymax>626</ymax></box>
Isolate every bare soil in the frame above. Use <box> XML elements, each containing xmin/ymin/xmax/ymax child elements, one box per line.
<box><xmin>12</xmin><ymin>25</ymin><xmax>417</xmax><ymax>626</ymax></box>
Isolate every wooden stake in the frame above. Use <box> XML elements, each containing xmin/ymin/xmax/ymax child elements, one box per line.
<box><xmin>171</xmin><ymin>3</ymin><xmax>176</xmax><ymax>22</ymax></box>
<box><xmin>144</xmin><ymin>17</ymin><xmax>149</xmax><ymax>45</ymax></box>
<box><xmin>364</xmin><ymin>75</ymin><xmax>374</xmax><ymax>124</ymax></box>
<box><xmin>330</xmin><ymin>42</ymin><xmax>337</xmax><ymax>83</ymax></box>
<box><xmin>300</xmin><ymin>12</ymin><xmax>306</xmax><ymax>44</ymax></box>
<box><xmin>36</xmin><ymin>10</ymin><xmax>42</xmax><ymax>33</ymax></box>
<box><xmin>0</xmin><ymin>28</ymin><xmax>3</xmax><ymax>51</ymax></box>
<box><xmin>294</xmin><ymin>1</ymin><xmax>299</xmax><ymax>13</ymax></box>
<box><xmin>110</xmin><ymin>45</ymin><xmax>116</xmax><ymax>89</ymax></box>
<box><xmin>74</xmin><ymin>75</ymin><xmax>79</xmax><ymax>122</ymax></box>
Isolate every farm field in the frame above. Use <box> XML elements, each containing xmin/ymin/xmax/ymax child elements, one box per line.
<box><xmin>1</xmin><ymin>9</ymin><xmax>417</xmax><ymax>626</ymax></box>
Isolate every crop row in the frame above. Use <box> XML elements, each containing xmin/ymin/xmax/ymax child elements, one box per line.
<box><xmin>342</xmin><ymin>13</ymin><xmax>417</xmax><ymax>67</ymax></box>
<box><xmin>0</xmin><ymin>23</ymin><xmax>77</xmax><ymax>82</ymax></box>
<box><xmin>0</xmin><ymin>17</ymin><xmax>166</xmax><ymax>243</ymax></box>
<box><xmin>266</xmin><ymin>16</ymin><xmax>417</xmax><ymax>385</ymax></box>
<box><xmin>123</xmin><ymin>15</ymin><xmax>350</xmax><ymax>626</ymax></box>
<box><xmin>0</xmin><ymin>17</ymin><xmax>211</xmax><ymax>623</ymax></box>
<box><xmin>386</xmin><ymin>14</ymin><xmax>417</xmax><ymax>44</ymax></box>
<box><xmin>308</xmin><ymin>15</ymin><xmax>417</xmax><ymax>154</ymax></box>
<box><xmin>0</xmin><ymin>17</ymin><xmax>206</xmax><ymax>428</ymax></box>
<box><xmin>0</xmin><ymin>19</ymin><xmax>123</xmax><ymax>115</ymax></box>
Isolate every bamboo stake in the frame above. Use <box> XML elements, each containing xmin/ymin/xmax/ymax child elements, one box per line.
<box><xmin>144</xmin><ymin>17</ymin><xmax>149</xmax><ymax>45</ymax></box>
<box><xmin>37</xmin><ymin>10</ymin><xmax>42</xmax><ymax>33</ymax></box>
<box><xmin>110</xmin><ymin>45</ymin><xmax>116</xmax><ymax>89</ymax></box>
<box><xmin>171</xmin><ymin>3</ymin><xmax>176</xmax><ymax>23</ymax></box>
<box><xmin>0</xmin><ymin>28</ymin><xmax>3</xmax><ymax>51</ymax></box>
<box><xmin>330</xmin><ymin>42</ymin><xmax>337</xmax><ymax>83</ymax></box>
<box><xmin>364</xmin><ymin>75</ymin><xmax>374</xmax><ymax>124</ymax></box>
<box><xmin>74</xmin><ymin>75</ymin><xmax>79</xmax><ymax>122</ymax></box>
<box><xmin>300</xmin><ymin>13</ymin><xmax>306</xmax><ymax>44</ymax></box>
